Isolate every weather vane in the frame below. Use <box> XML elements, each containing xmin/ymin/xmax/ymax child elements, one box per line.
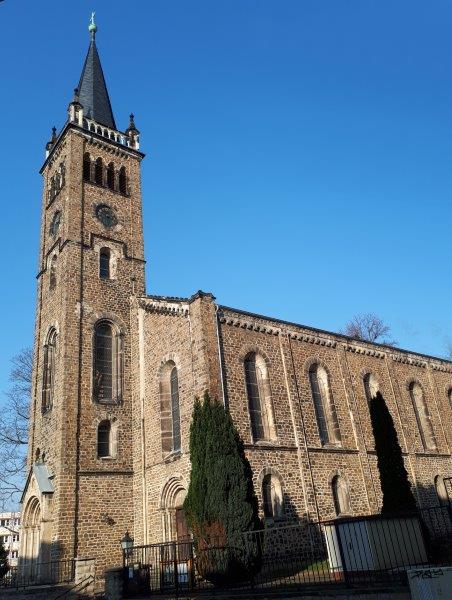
<box><xmin>88</xmin><ymin>11</ymin><xmax>97</xmax><ymax>37</ymax></box>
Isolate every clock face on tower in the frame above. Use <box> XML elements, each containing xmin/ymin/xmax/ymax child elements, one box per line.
<box><xmin>49</xmin><ymin>211</ymin><xmax>61</xmax><ymax>237</ymax></box>
<box><xmin>96</xmin><ymin>204</ymin><xmax>117</xmax><ymax>228</ymax></box>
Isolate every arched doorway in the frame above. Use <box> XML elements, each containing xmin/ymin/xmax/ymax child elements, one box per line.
<box><xmin>160</xmin><ymin>477</ymin><xmax>191</xmax><ymax>542</ymax></box>
<box><xmin>21</xmin><ymin>497</ymin><xmax>42</xmax><ymax>580</ymax></box>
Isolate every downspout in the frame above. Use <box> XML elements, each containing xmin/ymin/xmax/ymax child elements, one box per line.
<box><xmin>214</xmin><ymin>304</ymin><xmax>227</xmax><ymax>408</ymax></box>
<box><xmin>138</xmin><ymin>307</ymin><xmax>148</xmax><ymax>544</ymax></box>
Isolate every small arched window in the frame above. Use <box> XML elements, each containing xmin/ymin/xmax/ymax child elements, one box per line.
<box><xmin>99</xmin><ymin>248</ymin><xmax>111</xmax><ymax>279</ymax></box>
<box><xmin>107</xmin><ymin>162</ymin><xmax>115</xmax><ymax>191</ymax></box>
<box><xmin>448</xmin><ymin>388</ymin><xmax>452</xmax><ymax>408</ymax></box>
<box><xmin>119</xmin><ymin>166</ymin><xmax>127</xmax><ymax>195</ymax></box>
<box><xmin>309</xmin><ymin>364</ymin><xmax>341</xmax><ymax>446</ymax></box>
<box><xmin>160</xmin><ymin>362</ymin><xmax>181</xmax><ymax>453</ymax></box>
<box><xmin>83</xmin><ymin>153</ymin><xmax>91</xmax><ymax>181</ymax></box>
<box><xmin>93</xmin><ymin>321</ymin><xmax>123</xmax><ymax>404</ymax></box>
<box><xmin>244</xmin><ymin>353</ymin><xmax>277</xmax><ymax>443</ymax></box>
<box><xmin>97</xmin><ymin>420</ymin><xmax>111</xmax><ymax>458</ymax></box>
<box><xmin>262</xmin><ymin>473</ymin><xmax>284</xmax><ymax>519</ymax></box>
<box><xmin>49</xmin><ymin>255</ymin><xmax>57</xmax><ymax>290</ymax></box>
<box><xmin>409</xmin><ymin>382</ymin><xmax>437</xmax><ymax>452</ymax></box>
<box><xmin>95</xmin><ymin>157</ymin><xmax>103</xmax><ymax>186</ymax></box>
<box><xmin>42</xmin><ymin>328</ymin><xmax>57</xmax><ymax>413</ymax></box>
<box><xmin>332</xmin><ymin>475</ymin><xmax>351</xmax><ymax>516</ymax></box>
<box><xmin>434</xmin><ymin>475</ymin><xmax>448</xmax><ymax>507</ymax></box>
<box><xmin>363</xmin><ymin>373</ymin><xmax>379</xmax><ymax>403</ymax></box>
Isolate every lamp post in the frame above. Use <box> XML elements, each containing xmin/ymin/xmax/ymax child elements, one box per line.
<box><xmin>120</xmin><ymin>531</ymin><xmax>134</xmax><ymax>568</ymax></box>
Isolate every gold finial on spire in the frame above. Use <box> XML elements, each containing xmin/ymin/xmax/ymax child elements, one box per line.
<box><xmin>88</xmin><ymin>11</ymin><xmax>97</xmax><ymax>38</ymax></box>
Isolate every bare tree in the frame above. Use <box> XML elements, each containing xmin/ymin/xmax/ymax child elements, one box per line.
<box><xmin>343</xmin><ymin>313</ymin><xmax>397</xmax><ymax>346</ymax></box>
<box><xmin>0</xmin><ymin>348</ymin><xmax>32</xmax><ymax>509</ymax></box>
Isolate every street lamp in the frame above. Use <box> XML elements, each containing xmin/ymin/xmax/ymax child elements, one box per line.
<box><xmin>121</xmin><ymin>531</ymin><xmax>134</xmax><ymax>567</ymax></box>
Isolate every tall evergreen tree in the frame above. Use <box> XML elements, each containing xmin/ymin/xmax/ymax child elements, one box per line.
<box><xmin>369</xmin><ymin>391</ymin><xmax>417</xmax><ymax>513</ymax></box>
<box><xmin>184</xmin><ymin>391</ymin><xmax>261</xmax><ymax>583</ymax></box>
<box><xmin>0</xmin><ymin>539</ymin><xmax>9</xmax><ymax>579</ymax></box>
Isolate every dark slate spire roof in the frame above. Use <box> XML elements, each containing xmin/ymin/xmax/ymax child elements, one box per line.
<box><xmin>77</xmin><ymin>33</ymin><xmax>116</xmax><ymax>129</ymax></box>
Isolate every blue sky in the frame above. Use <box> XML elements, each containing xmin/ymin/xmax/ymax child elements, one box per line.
<box><xmin>0</xmin><ymin>0</ymin><xmax>451</xmax><ymax>399</ymax></box>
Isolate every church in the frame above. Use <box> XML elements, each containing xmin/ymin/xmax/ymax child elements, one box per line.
<box><xmin>20</xmin><ymin>21</ymin><xmax>452</xmax><ymax>582</ymax></box>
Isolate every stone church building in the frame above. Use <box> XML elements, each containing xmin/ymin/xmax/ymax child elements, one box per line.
<box><xmin>20</xmin><ymin>23</ymin><xmax>452</xmax><ymax>580</ymax></box>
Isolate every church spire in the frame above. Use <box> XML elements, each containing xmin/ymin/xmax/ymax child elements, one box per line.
<box><xmin>77</xmin><ymin>14</ymin><xmax>116</xmax><ymax>129</ymax></box>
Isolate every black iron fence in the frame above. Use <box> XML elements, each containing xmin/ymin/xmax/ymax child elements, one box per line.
<box><xmin>123</xmin><ymin>507</ymin><xmax>452</xmax><ymax>597</ymax></box>
<box><xmin>0</xmin><ymin>558</ymin><xmax>75</xmax><ymax>589</ymax></box>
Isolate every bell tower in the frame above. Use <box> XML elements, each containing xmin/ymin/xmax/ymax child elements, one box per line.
<box><xmin>21</xmin><ymin>16</ymin><xmax>146</xmax><ymax>576</ymax></box>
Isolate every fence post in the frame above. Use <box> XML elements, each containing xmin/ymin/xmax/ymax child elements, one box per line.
<box><xmin>334</xmin><ymin>524</ymin><xmax>351</xmax><ymax>587</ymax></box>
<box><xmin>75</xmin><ymin>557</ymin><xmax>95</xmax><ymax>595</ymax></box>
<box><xmin>105</xmin><ymin>566</ymin><xmax>124</xmax><ymax>600</ymax></box>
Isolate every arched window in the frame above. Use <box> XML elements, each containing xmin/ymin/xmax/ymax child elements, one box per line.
<box><xmin>332</xmin><ymin>475</ymin><xmax>351</xmax><ymax>516</ymax></box>
<box><xmin>99</xmin><ymin>248</ymin><xmax>111</xmax><ymax>279</ymax></box>
<box><xmin>434</xmin><ymin>475</ymin><xmax>448</xmax><ymax>507</ymax></box>
<box><xmin>448</xmin><ymin>388</ymin><xmax>452</xmax><ymax>408</ymax></box>
<box><xmin>83</xmin><ymin>153</ymin><xmax>91</xmax><ymax>181</ymax></box>
<box><xmin>107</xmin><ymin>162</ymin><xmax>115</xmax><ymax>191</ymax></box>
<box><xmin>49</xmin><ymin>255</ymin><xmax>57</xmax><ymax>290</ymax></box>
<box><xmin>363</xmin><ymin>373</ymin><xmax>379</xmax><ymax>402</ymax></box>
<box><xmin>409</xmin><ymin>382</ymin><xmax>437</xmax><ymax>451</ymax></box>
<box><xmin>119</xmin><ymin>166</ymin><xmax>127</xmax><ymax>194</ymax></box>
<box><xmin>42</xmin><ymin>328</ymin><xmax>57</xmax><ymax>412</ymax></box>
<box><xmin>309</xmin><ymin>364</ymin><xmax>341</xmax><ymax>446</ymax></box>
<box><xmin>244</xmin><ymin>353</ymin><xmax>277</xmax><ymax>442</ymax></box>
<box><xmin>262</xmin><ymin>473</ymin><xmax>284</xmax><ymax>519</ymax></box>
<box><xmin>97</xmin><ymin>421</ymin><xmax>111</xmax><ymax>458</ymax></box>
<box><xmin>95</xmin><ymin>157</ymin><xmax>103</xmax><ymax>186</ymax></box>
<box><xmin>93</xmin><ymin>321</ymin><xmax>123</xmax><ymax>404</ymax></box>
<box><xmin>160</xmin><ymin>361</ymin><xmax>181</xmax><ymax>453</ymax></box>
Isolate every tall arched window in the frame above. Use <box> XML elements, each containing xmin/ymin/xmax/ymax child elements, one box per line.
<box><xmin>363</xmin><ymin>373</ymin><xmax>379</xmax><ymax>403</ymax></box>
<box><xmin>309</xmin><ymin>364</ymin><xmax>341</xmax><ymax>446</ymax></box>
<box><xmin>42</xmin><ymin>328</ymin><xmax>57</xmax><ymax>413</ymax></box>
<box><xmin>83</xmin><ymin>153</ymin><xmax>91</xmax><ymax>181</ymax></box>
<box><xmin>160</xmin><ymin>361</ymin><xmax>181</xmax><ymax>453</ymax></box>
<box><xmin>262</xmin><ymin>473</ymin><xmax>284</xmax><ymax>519</ymax></box>
<box><xmin>97</xmin><ymin>420</ymin><xmax>111</xmax><ymax>458</ymax></box>
<box><xmin>95</xmin><ymin>157</ymin><xmax>103</xmax><ymax>186</ymax></box>
<box><xmin>93</xmin><ymin>321</ymin><xmax>123</xmax><ymax>404</ymax></box>
<box><xmin>332</xmin><ymin>475</ymin><xmax>351</xmax><ymax>516</ymax></box>
<box><xmin>99</xmin><ymin>248</ymin><xmax>111</xmax><ymax>279</ymax></box>
<box><xmin>244</xmin><ymin>353</ymin><xmax>277</xmax><ymax>443</ymax></box>
<box><xmin>409</xmin><ymin>382</ymin><xmax>437</xmax><ymax>451</ymax></box>
<box><xmin>118</xmin><ymin>166</ymin><xmax>127</xmax><ymax>194</ymax></box>
<box><xmin>107</xmin><ymin>162</ymin><xmax>115</xmax><ymax>191</ymax></box>
<box><xmin>434</xmin><ymin>475</ymin><xmax>448</xmax><ymax>507</ymax></box>
<box><xmin>49</xmin><ymin>255</ymin><xmax>57</xmax><ymax>290</ymax></box>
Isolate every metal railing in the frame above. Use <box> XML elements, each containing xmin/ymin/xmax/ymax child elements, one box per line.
<box><xmin>0</xmin><ymin>558</ymin><xmax>75</xmax><ymax>589</ymax></box>
<box><xmin>123</xmin><ymin>508</ymin><xmax>452</xmax><ymax>597</ymax></box>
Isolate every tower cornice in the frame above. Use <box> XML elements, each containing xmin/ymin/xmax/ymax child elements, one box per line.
<box><xmin>40</xmin><ymin>122</ymin><xmax>145</xmax><ymax>174</ymax></box>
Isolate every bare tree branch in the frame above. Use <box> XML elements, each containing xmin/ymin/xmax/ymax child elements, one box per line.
<box><xmin>0</xmin><ymin>348</ymin><xmax>32</xmax><ymax>509</ymax></box>
<box><xmin>342</xmin><ymin>313</ymin><xmax>397</xmax><ymax>346</ymax></box>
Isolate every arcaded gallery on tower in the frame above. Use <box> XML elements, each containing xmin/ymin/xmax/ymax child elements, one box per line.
<box><xmin>20</xmin><ymin>21</ymin><xmax>452</xmax><ymax>583</ymax></box>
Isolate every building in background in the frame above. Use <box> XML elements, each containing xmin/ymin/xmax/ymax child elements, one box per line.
<box><xmin>0</xmin><ymin>512</ymin><xmax>20</xmax><ymax>566</ymax></box>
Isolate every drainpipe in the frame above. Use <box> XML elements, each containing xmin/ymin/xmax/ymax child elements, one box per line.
<box><xmin>214</xmin><ymin>304</ymin><xmax>227</xmax><ymax>408</ymax></box>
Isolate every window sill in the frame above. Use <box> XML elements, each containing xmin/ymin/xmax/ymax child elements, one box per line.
<box><xmin>84</xmin><ymin>179</ymin><xmax>129</xmax><ymax>197</ymax></box>
<box><xmin>163</xmin><ymin>450</ymin><xmax>182</xmax><ymax>463</ymax></box>
<box><xmin>252</xmin><ymin>439</ymin><xmax>279</xmax><ymax>447</ymax></box>
<box><xmin>99</xmin><ymin>456</ymin><xmax>116</xmax><ymax>461</ymax></box>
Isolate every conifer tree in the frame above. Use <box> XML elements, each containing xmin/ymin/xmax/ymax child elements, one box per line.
<box><xmin>369</xmin><ymin>391</ymin><xmax>417</xmax><ymax>513</ymax></box>
<box><xmin>184</xmin><ymin>391</ymin><xmax>261</xmax><ymax>583</ymax></box>
<box><xmin>0</xmin><ymin>539</ymin><xmax>9</xmax><ymax>579</ymax></box>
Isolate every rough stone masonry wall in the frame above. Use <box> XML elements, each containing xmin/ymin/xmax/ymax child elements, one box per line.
<box><xmin>218</xmin><ymin>305</ymin><xmax>452</xmax><ymax>525</ymax></box>
<box><xmin>131</xmin><ymin>293</ymin><xmax>222</xmax><ymax>546</ymax></box>
<box><xmin>23</xmin><ymin>125</ymin><xmax>146</xmax><ymax>581</ymax></box>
